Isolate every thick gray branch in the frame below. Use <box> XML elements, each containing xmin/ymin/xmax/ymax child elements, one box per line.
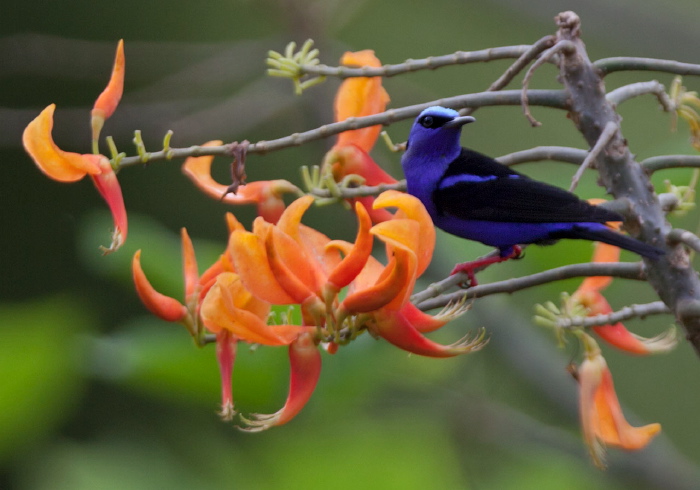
<box><xmin>554</xmin><ymin>11</ymin><xmax>700</xmax><ymax>354</ymax></box>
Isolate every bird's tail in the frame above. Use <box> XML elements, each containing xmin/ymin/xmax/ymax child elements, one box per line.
<box><xmin>562</xmin><ymin>225</ymin><xmax>665</xmax><ymax>259</ymax></box>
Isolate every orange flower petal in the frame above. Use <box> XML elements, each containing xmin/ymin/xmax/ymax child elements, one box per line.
<box><xmin>370</xmin><ymin>307</ymin><xmax>485</xmax><ymax>358</ymax></box>
<box><xmin>326</xmin><ymin>202</ymin><xmax>373</xmax><ymax>290</ymax></box>
<box><xmin>92</xmin><ymin>39</ymin><xmax>125</xmax><ymax>121</ymax></box>
<box><xmin>579</xmin><ymin>349</ymin><xmax>661</xmax><ymax>468</ymax></box>
<box><xmin>228</xmin><ymin>228</ymin><xmax>297</xmax><ymax>305</ymax></box>
<box><xmin>180</xmin><ymin>228</ymin><xmax>199</xmax><ymax>303</ymax></box>
<box><xmin>335</xmin><ymin>50</ymin><xmax>390</xmax><ymax>152</ymax></box>
<box><xmin>132</xmin><ymin>250</ymin><xmax>188</xmax><ymax>322</ymax></box>
<box><xmin>216</xmin><ymin>330</ymin><xmax>237</xmax><ymax>421</ymax></box>
<box><xmin>339</xmin><ymin>248</ymin><xmax>414</xmax><ymax>315</ymax></box>
<box><xmin>201</xmin><ymin>273</ymin><xmax>308</xmax><ymax>346</ymax></box>
<box><xmin>400</xmin><ymin>301</ymin><xmax>448</xmax><ymax>333</ymax></box>
<box><xmin>90</xmin><ymin>155</ymin><xmax>127</xmax><ymax>253</ymax></box>
<box><xmin>266</xmin><ymin>228</ymin><xmax>319</xmax><ymax>304</ymax></box>
<box><xmin>240</xmin><ymin>332</ymin><xmax>321</xmax><ymax>431</ymax></box>
<box><xmin>23</xmin><ymin>104</ymin><xmax>102</xmax><ymax>182</ymax></box>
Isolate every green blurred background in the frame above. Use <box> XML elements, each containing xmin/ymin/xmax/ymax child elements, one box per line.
<box><xmin>3</xmin><ymin>0</ymin><xmax>700</xmax><ymax>488</ymax></box>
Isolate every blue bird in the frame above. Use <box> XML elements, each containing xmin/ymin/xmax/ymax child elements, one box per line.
<box><xmin>401</xmin><ymin>106</ymin><xmax>664</xmax><ymax>284</ymax></box>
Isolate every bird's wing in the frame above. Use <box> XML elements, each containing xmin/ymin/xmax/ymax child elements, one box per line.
<box><xmin>433</xmin><ymin>149</ymin><xmax>623</xmax><ymax>223</ymax></box>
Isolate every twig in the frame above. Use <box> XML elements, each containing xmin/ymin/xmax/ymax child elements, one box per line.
<box><xmin>460</xmin><ymin>35</ymin><xmax>557</xmax><ymax>117</ymax></box>
<box><xmin>496</xmin><ymin>146</ymin><xmax>587</xmax><ymax>166</ymax></box>
<box><xmin>414</xmin><ymin>261</ymin><xmax>646</xmax><ymax>311</ymax></box>
<box><xmin>300</xmin><ymin>45</ymin><xmax>534</xmax><ymax>79</ymax></box>
<box><xmin>569</xmin><ymin>121</ymin><xmax>618</xmax><ymax>192</ymax></box>
<box><xmin>668</xmin><ymin>228</ymin><xmax>700</xmax><ymax>253</ymax></box>
<box><xmin>309</xmin><ymin>180</ymin><xmax>406</xmax><ymax>199</ymax></box>
<box><xmin>555</xmin><ymin>301</ymin><xmax>670</xmax><ymax>329</ymax></box>
<box><xmin>606</xmin><ymin>80</ymin><xmax>674</xmax><ymax>110</ymax></box>
<box><xmin>521</xmin><ymin>40</ymin><xmax>576</xmax><ymax>126</ymax></box>
<box><xmin>642</xmin><ymin>155</ymin><xmax>700</xmax><ymax>173</ymax></box>
<box><xmin>116</xmin><ymin>89</ymin><xmax>569</xmax><ymax>169</ymax></box>
<box><xmin>595</xmin><ymin>57</ymin><xmax>700</xmax><ymax>77</ymax></box>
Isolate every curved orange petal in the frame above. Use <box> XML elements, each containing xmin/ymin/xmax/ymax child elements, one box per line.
<box><xmin>339</xmin><ymin>248</ymin><xmax>414</xmax><ymax>315</ymax></box>
<box><xmin>370</xmin><ymin>307</ymin><xmax>486</xmax><ymax>358</ymax></box>
<box><xmin>23</xmin><ymin>104</ymin><xmax>102</xmax><ymax>182</ymax></box>
<box><xmin>92</xmin><ymin>39</ymin><xmax>125</xmax><ymax>121</ymax></box>
<box><xmin>335</xmin><ymin>50</ymin><xmax>390</xmax><ymax>152</ymax></box>
<box><xmin>228</xmin><ymin>228</ymin><xmax>296</xmax><ymax>305</ymax></box>
<box><xmin>90</xmin><ymin>155</ymin><xmax>127</xmax><ymax>253</ymax></box>
<box><xmin>201</xmin><ymin>273</ymin><xmax>309</xmax><ymax>346</ymax></box>
<box><xmin>180</xmin><ymin>228</ymin><xmax>199</xmax><ymax>302</ymax></box>
<box><xmin>579</xmin><ymin>350</ymin><xmax>661</xmax><ymax>467</ymax></box>
<box><xmin>326</xmin><ymin>203</ymin><xmax>373</xmax><ymax>290</ymax></box>
<box><xmin>400</xmin><ymin>301</ymin><xmax>448</xmax><ymax>333</ymax></box>
<box><xmin>132</xmin><ymin>250</ymin><xmax>188</xmax><ymax>322</ymax></box>
<box><xmin>240</xmin><ymin>332</ymin><xmax>321</xmax><ymax>431</ymax></box>
<box><xmin>299</xmin><ymin>224</ymin><xmax>340</xmax><ymax>277</ymax></box>
<box><xmin>374</xmin><ymin>190</ymin><xmax>435</xmax><ymax>276</ymax></box>
<box><xmin>276</xmin><ymin>195</ymin><xmax>315</xmax><ymax>242</ymax></box>
<box><xmin>266</xmin><ymin>228</ymin><xmax>319</xmax><ymax>304</ymax></box>
<box><xmin>216</xmin><ymin>330</ymin><xmax>237</xmax><ymax>421</ymax></box>
<box><xmin>595</xmin><ymin>368</ymin><xmax>661</xmax><ymax>449</ymax></box>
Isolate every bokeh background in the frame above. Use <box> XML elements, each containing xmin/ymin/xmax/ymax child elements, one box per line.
<box><xmin>3</xmin><ymin>0</ymin><xmax>700</xmax><ymax>488</ymax></box>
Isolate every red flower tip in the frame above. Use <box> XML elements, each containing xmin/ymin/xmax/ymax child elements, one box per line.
<box><xmin>239</xmin><ymin>332</ymin><xmax>321</xmax><ymax>431</ymax></box>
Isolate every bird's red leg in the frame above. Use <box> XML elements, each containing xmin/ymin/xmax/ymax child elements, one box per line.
<box><xmin>450</xmin><ymin>246</ymin><xmax>522</xmax><ymax>287</ymax></box>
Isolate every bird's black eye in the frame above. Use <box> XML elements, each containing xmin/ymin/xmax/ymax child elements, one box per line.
<box><xmin>420</xmin><ymin>115</ymin><xmax>434</xmax><ymax>128</ymax></box>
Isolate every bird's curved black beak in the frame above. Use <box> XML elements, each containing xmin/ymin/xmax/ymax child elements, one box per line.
<box><xmin>444</xmin><ymin>115</ymin><xmax>476</xmax><ymax>128</ymax></box>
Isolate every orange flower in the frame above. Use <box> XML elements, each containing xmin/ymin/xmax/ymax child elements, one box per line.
<box><xmin>339</xmin><ymin>191</ymin><xmax>484</xmax><ymax>357</ymax></box>
<box><xmin>334</xmin><ymin>50</ymin><xmax>390</xmax><ymax>152</ymax></box>
<box><xmin>182</xmin><ymin>140</ymin><xmax>300</xmax><ymax>223</ymax></box>
<box><xmin>578</xmin><ymin>338</ymin><xmax>661</xmax><ymax>468</ymax></box>
<box><xmin>23</xmin><ymin>104</ymin><xmax>127</xmax><ymax>253</ymax></box>
<box><xmin>134</xmin><ymin>224</ymin><xmax>247</xmax><ymax>419</ymax></box>
<box><xmin>322</xmin><ymin>50</ymin><xmax>396</xmax><ymax>223</ymax></box>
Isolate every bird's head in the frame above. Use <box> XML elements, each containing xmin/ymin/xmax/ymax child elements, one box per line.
<box><xmin>405</xmin><ymin>106</ymin><xmax>475</xmax><ymax>157</ymax></box>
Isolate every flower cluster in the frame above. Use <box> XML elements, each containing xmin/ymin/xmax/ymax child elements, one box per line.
<box><xmin>134</xmin><ymin>190</ymin><xmax>480</xmax><ymax>430</ymax></box>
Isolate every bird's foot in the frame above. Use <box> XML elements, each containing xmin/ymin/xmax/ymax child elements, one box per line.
<box><xmin>450</xmin><ymin>246</ymin><xmax>522</xmax><ymax>288</ymax></box>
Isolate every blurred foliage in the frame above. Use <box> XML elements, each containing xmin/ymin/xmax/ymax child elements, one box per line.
<box><xmin>3</xmin><ymin>0</ymin><xmax>700</xmax><ymax>489</ymax></box>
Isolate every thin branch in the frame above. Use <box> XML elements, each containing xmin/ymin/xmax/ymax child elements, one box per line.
<box><xmin>460</xmin><ymin>35</ymin><xmax>556</xmax><ymax>116</ymax></box>
<box><xmin>116</xmin><ymin>89</ymin><xmax>568</xmax><ymax>169</ymax></box>
<box><xmin>555</xmin><ymin>301</ymin><xmax>670</xmax><ymax>329</ymax></box>
<box><xmin>521</xmin><ymin>40</ymin><xmax>576</xmax><ymax>126</ymax></box>
<box><xmin>309</xmin><ymin>180</ymin><xmax>406</xmax><ymax>199</ymax></box>
<box><xmin>496</xmin><ymin>146</ymin><xmax>587</xmax><ymax>166</ymax></box>
<box><xmin>642</xmin><ymin>155</ymin><xmax>700</xmax><ymax>173</ymax></box>
<box><xmin>606</xmin><ymin>80</ymin><xmax>674</xmax><ymax>110</ymax></box>
<box><xmin>300</xmin><ymin>45</ymin><xmax>534</xmax><ymax>79</ymax></box>
<box><xmin>668</xmin><ymin>228</ymin><xmax>700</xmax><ymax>253</ymax></box>
<box><xmin>414</xmin><ymin>262</ymin><xmax>646</xmax><ymax>311</ymax></box>
<box><xmin>595</xmin><ymin>57</ymin><xmax>700</xmax><ymax>77</ymax></box>
<box><xmin>569</xmin><ymin>121</ymin><xmax>618</xmax><ymax>192</ymax></box>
